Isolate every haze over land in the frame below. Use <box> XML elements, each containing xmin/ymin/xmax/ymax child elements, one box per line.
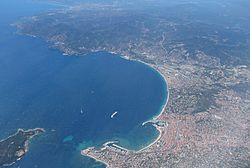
<box><xmin>0</xmin><ymin>0</ymin><xmax>250</xmax><ymax>167</ymax></box>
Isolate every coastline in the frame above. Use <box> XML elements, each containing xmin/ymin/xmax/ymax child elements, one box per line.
<box><xmin>0</xmin><ymin>128</ymin><xmax>45</xmax><ymax>143</ymax></box>
<box><xmin>81</xmin><ymin>149</ymin><xmax>110</xmax><ymax>168</ymax></box>
<box><xmin>80</xmin><ymin>51</ymin><xmax>170</xmax><ymax>166</ymax></box>
<box><xmin>13</xmin><ymin>32</ymin><xmax>168</xmax><ymax>164</ymax></box>
<box><xmin>11</xmin><ymin>26</ymin><xmax>169</xmax><ymax>165</ymax></box>
<box><xmin>110</xmin><ymin>51</ymin><xmax>169</xmax><ymax>126</ymax></box>
<box><xmin>120</xmin><ymin>55</ymin><xmax>170</xmax><ymax>152</ymax></box>
<box><xmin>0</xmin><ymin>128</ymin><xmax>45</xmax><ymax>167</ymax></box>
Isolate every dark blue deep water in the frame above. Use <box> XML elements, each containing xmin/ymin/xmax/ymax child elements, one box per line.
<box><xmin>0</xmin><ymin>1</ymin><xmax>167</xmax><ymax>167</ymax></box>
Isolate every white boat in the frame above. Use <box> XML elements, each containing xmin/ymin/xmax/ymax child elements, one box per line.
<box><xmin>111</xmin><ymin>111</ymin><xmax>118</xmax><ymax>118</ymax></box>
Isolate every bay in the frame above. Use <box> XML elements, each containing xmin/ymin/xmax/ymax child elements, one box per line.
<box><xmin>0</xmin><ymin>1</ymin><xmax>168</xmax><ymax>167</ymax></box>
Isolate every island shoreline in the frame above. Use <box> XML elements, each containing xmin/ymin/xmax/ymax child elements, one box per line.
<box><xmin>0</xmin><ymin>128</ymin><xmax>45</xmax><ymax>167</ymax></box>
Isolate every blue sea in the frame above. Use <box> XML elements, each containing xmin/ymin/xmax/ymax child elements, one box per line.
<box><xmin>0</xmin><ymin>1</ymin><xmax>167</xmax><ymax>167</ymax></box>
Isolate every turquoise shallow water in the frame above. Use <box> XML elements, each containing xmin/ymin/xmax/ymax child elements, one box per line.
<box><xmin>0</xmin><ymin>1</ymin><xmax>167</xmax><ymax>167</ymax></box>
